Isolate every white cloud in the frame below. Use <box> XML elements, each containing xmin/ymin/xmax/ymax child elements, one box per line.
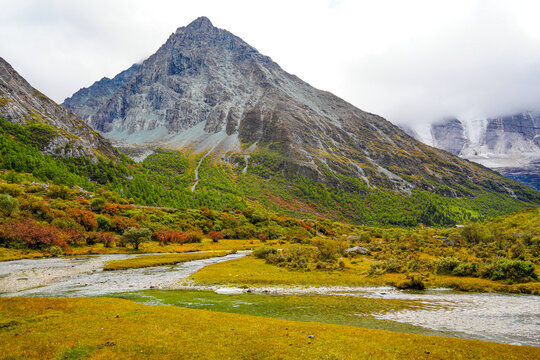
<box><xmin>1</xmin><ymin>0</ymin><xmax>540</xmax><ymax>126</ymax></box>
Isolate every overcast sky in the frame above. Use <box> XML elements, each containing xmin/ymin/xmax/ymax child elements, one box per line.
<box><xmin>2</xmin><ymin>0</ymin><xmax>540</xmax><ymax>127</ymax></box>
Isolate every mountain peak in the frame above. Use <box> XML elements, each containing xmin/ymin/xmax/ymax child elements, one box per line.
<box><xmin>186</xmin><ymin>16</ymin><xmax>214</xmax><ymax>31</ymax></box>
<box><xmin>62</xmin><ymin>18</ymin><xmax>536</xmax><ymax>201</ymax></box>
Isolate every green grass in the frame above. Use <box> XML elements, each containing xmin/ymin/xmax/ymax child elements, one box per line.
<box><xmin>1</xmin><ymin>297</ymin><xmax>538</xmax><ymax>359</ymax></box>
<box><xmin>114</xmin><ymin>289</ymin><xmax>450</xmax><ymax>337</ymax></box>
<box><xmin>103</xmin><ymin>251</ymin><xmax>232</xmax><ymax>270</ymax></box>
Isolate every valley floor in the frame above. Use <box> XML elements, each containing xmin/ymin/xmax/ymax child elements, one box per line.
<box><xmin>1</xmin><ymin>297</ymin><xmax>539</xmax><ymax>360</ymax></box>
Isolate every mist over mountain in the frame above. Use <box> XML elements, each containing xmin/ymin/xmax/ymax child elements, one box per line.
<box><xmin>402</xmin><ymin>113</ymin><xmax>540</xmax><ymax>190</ymax></box>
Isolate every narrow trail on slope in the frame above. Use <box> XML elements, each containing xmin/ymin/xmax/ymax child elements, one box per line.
<box><xmin>242</xmin><ymin>155</ymin><xmax>250</xmax><ymax>174</ymax></box>
<box><xmin>191</xmin><ymin>143</ymin><xmax>219</xmax><ymax>192</ymax></box>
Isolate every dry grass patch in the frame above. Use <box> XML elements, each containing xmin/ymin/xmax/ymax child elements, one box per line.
<box><xmin>190</xmin><ymin>255</ymin><xmax>540</xmax><ymax>293</ymax></box>
<box><xmin>0</xmin><ymin>239</ymin><xmax>265</xmax><ymax>262</ymax></box>
<box><xmin>103</xmin><ymin>251</ymin><xmax>232</xmax><ymax>271</ymax></box>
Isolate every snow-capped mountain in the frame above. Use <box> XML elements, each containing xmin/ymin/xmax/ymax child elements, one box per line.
<box><xmin>400</xmin><ymin>113</ymin><xmax>540</xmax><ymax>190</ymax></box>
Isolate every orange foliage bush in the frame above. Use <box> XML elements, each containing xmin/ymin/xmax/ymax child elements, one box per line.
<box><xmin>152</xmin><ymin>230</ymin><xmax>183</xmax><ymax>245</ymax></box>
<box><xmin>103</xmin><ymin>203</ymin><xmax>133</xmax><ymax>216</ymax></box>
<box><xmin>66</xmin><ymin>208</ymin><xmax>98</xmax><ymax>231</ymax></box>
<box><xmin>111</xmin><ymin>216</ymin><xmax>139</xmax><ymax>233</ymax></box>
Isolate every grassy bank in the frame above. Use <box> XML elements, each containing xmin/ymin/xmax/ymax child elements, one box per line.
<box><xmin>0</xmin><ymin>239</ymin><xmax>263</xmax><ymax>262</ymax></box>
<box><xmin>1</xmin><ymin>297</ymin><xmax>538</xmax><ymax>359</ymax></box>
<box><xmin>103</xmin><ymin>251</ymin><xmax>232</xmax><ymax>270</ymax></box>
<box><xmin>190</xmin><ymin>255</ymin><xmax>540</xmax><ymax>294</ymax></box>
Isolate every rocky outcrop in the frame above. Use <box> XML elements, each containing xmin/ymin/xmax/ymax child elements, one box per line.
<box><xmin>431</xmin><ymin>118</ymin><xmax>466</xmax><ymax>156</ymax></box>
<box><xmin>62</xmin><ymin>17</ymin><xmax>535</xmax><ymax>199</ymax></box>
<box><xmin>0</xmin><ymin>57</ymin><xmax>118</xmax><ymax>160</ymax></box>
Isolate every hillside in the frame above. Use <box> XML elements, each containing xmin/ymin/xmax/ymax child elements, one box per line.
<box><xmin>0</xmin><ymin>57</ymin><xmax>117</xmax><ymax>160</ymax></box>
<box><xmin>62</xmin><ymin>17</ymin><xmax>538</xmax><ymax>205</ymax></box>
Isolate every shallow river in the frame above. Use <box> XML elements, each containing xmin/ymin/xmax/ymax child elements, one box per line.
<box><xmin>0</xmin><ymin>253</ymin><xmax>538</xmax><ymax>347</ymax></box>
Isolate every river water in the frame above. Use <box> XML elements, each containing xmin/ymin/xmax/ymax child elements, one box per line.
<box><xmin>0</xmin><ymin>253</ymin><xmax>538</xmax><ymax>347</ymax></box>
<box><xmin>0</xmin><ymin>251</ymin><xmax>248</xmax><ymax>297</ymax></box>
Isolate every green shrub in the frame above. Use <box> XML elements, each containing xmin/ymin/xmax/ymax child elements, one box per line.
<box><xmin>90</xmin><ymin>197</ymin><xmax>107</xmax><ymax>212</ymax></box>
<box><xmin>452</xmin><ymin>262</ymin><xmax>479</xmax><ymax>277</ymax></box>
<box><xmin>96</xmin><ymin>215</ymin><xmax>111</xmax><ymax>231</ymax></box>
<box><xmin>123</xmin><ymin>227</ymin><xmax>152</xmax><ymax>250</ymax></box>
<box><xmin>51</xmin><ymin>217</ymin><xmax>83</xmax><ymax>231</ymax></box>
<box><xmin>491</xmin><ymin>260</ymin><xmax>538</xmax><ymax>283</ymax></box>
<box><xmin>253</xmin><ymin>246</ymin><xmax>277</xmax><ymax>259</ymax></box>
<box><xmin>312</xmin><ymin>237</ymin><xmax>347</xmax><ymax>260</ymax></box>
<box><xmin>368</xmin><ymin>258</ymin><xmax>402</xmax><ymax>275</ymax></box>
<box><xmin>435</xmin><ymin>257</ymin><xmax>461</xmax><ymax>274</ymax></box>
<box><xmin>461</xmin><ymin>223</ymin><xmax>492</xmax><ymax>244</ymax></box>
<box><xmin>0</xmin><ymin>183</ymin><xmax>23</xmax><ymax>197</ymax></box>
<box><xmin>47</xmin><ymin>185</ymin><xmax>72</xmax><ymax>200</ymax></box>
<box><xmin>0</xmin><ymin>194</ymin><xmax>19</xmax><ymax>215</ymax></box>
<box><xmin>396</xmin><ymin>274</ymin><xmax>425</xmax><ymax>290</ymax></box>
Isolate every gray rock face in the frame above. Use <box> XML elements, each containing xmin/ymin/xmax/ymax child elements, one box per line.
<box><xmin>484</xmin><ymin>113</ymin><xmax>540</xmax><ymax>151</ymax></box>
<box><xmin>63</xmin><ymin>64</ymin><xmax>139</xmax><ymax>124</ymax></box>
<box><xmin>62</xmin><ymin>17</ymin><xmax>533</xmax><ymax>197</ymax></box>
<box><xmin>431</xmin><ymin>118</ymin><xmax>466</xmax><ymax>156</ymax></box>
<box><xmin>0</xmin><ymin>57</ymin><xmax>117</xmax><ymax>160</ymax></box>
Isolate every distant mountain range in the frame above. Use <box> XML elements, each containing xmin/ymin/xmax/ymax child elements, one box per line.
<box><xmin>399</xmin><ymin>113</ymin><xmax>540</xmax><ymax>190</ymax></box>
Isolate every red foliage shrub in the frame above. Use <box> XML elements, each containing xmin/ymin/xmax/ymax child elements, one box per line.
<box><xmin>152</xmin><ymin>229</ymin><xmax>181</xmax><ymax>245</ymax></box>
<box><xmin>67</xmin><ymin>208</ymin><xmax>98</xmax><ymax>231</ymax></box>
<box><xmin>0</xmin><ymin>219</ymin><xmax>67</xmax><ymax>249</ymax></box>
<box><xmin>208</xmin><ymin>231</ymin><xmax>224</xmax><ymax>242</ymax></box>
<box><xmin>151</xmin><ymin>229</ymin><xmax>203</xmax><ymax>245</ymax></box>
<box><xmin>182</xmin><ymin>231</ymin><xmax>203</xmax><ymax>243</ymax></box>
<box><xmin>99</xmin><ymin>232</ymin><xmax>115</xmax><ymax>247</ymax></box>
<box><xmin>257</xmin><ymin>233</ymin><xmax>268</xmax><ymax>242</ymax></box>
<box><xmin>111</xmin><ymin>216</ymin><xmax>139</xmax><ymax>233</ymax></box>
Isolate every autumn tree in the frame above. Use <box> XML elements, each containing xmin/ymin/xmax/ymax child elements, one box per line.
<box><xmin>123</xmin><ymin>227</ymin><xmax>151</xmax><ymax>250</ymax></box>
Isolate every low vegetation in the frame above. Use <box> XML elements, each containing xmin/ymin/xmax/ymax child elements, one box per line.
<box><xmin>1</xmin><ymin>117</ymin><xmax>538</xmax><ymax>227</ymax></box>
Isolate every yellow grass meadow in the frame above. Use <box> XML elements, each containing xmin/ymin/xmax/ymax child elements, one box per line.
<box><xmin>1</xmin><ymin>297</ymin><xmax>539</xmax><ymax>359</ymax></box>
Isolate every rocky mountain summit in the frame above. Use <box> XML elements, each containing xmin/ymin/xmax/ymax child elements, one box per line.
<box><xmin>0</xmin><ymin>57</ymin><xmax>117</xmax><ymax>160</ymax></box>
<box><xmin>63</xmin><ymin>17</ymin><xmax>535</xmax><ymax>199</ymax></box>
<box><xmin>404</xmin><ymin>114</ymin><xmax>540</xmax><ymax>190</ymax></box>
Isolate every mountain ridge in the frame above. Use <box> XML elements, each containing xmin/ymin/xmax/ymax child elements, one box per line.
<box><xmin>62</xmin><ymin>17</ymin><xmax>539</xmax><ymax>205</ymax></box>
<box><xmin>0</xmin><ymin>57</ymin><xmax>118</xmax><ymax>160</ymax></box>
